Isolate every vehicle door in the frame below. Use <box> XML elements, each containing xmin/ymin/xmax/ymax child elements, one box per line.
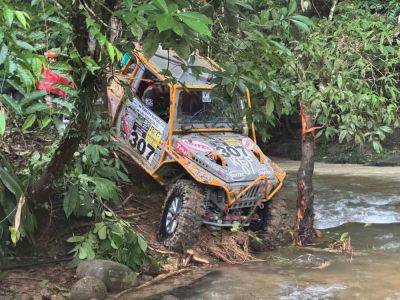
<box><xmin>117</xmin><ymin>96</ymin><xmax>169</xmax><ymax>171</ymax></box>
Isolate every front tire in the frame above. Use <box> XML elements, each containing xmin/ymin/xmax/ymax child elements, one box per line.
<box><xmin>249</xmin><ymin>194</ymin><xmax>289</xmax><ymax>246</ymax></box>
<box><xmin>159</xmin><ymin>180</ymin><xmax>205</xmax><ymax>252</ymax></box>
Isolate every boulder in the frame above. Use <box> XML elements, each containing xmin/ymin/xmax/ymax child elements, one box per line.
<box><xmin>70</xmin><ymin>276</ymin><xmax>107</xmax><ymax>300</ymax></box>
<box><xmin>76</xmin><ymin>259</ymin><xmax>138</xmax><ymax>292</ymax></box>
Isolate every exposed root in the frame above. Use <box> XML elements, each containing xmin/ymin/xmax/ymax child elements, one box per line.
<box><xmin>194</xmin><ymin>229</ymin><xmax>258</xmax><ymax>265</ymax></box>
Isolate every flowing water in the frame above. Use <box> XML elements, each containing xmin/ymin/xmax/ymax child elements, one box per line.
<box><xmin>124</xmin><ymin>160</ymin><xmax>400</xmax><ymax>300</ymax></box>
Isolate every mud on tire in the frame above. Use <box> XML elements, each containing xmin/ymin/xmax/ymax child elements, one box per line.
<box><xmin>249</xmin><ymin>193</ymin><xmax>290</xmax><ymax>251</ymax></box>
<box><xmin>159</xmin><ymin>180</ymin><xmax>205</xmax><ymax>252</ymax></box>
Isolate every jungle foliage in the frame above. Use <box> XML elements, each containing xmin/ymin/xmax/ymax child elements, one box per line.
<box><xmin>0</xmin><ymin>0</ymin><xmax>399</xmax><ymax>263</ymax></box>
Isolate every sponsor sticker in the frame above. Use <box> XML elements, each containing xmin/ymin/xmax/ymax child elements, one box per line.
<box><xmin>224</xmin><ymin>138</ymin><xmax>241</xmax><ymax>146</ymax></box>
<box><xmin>175</xmin><ymin>141</ymin><xmax>192</xmax><ymax>157</ymax></box>
<box><xmin>181</xmin><ymin>140</ymin><xmax>213</xmax><ymax>153</ymax></box>
<box><xmin>145</xmin><ymin>125</ymin><xmax>162</xmax><ymax>148</ymax></box>
<box><xmin>242</xmin><ymin>137</ymin><xmax>255</xmax><ymax>150</ymax></box>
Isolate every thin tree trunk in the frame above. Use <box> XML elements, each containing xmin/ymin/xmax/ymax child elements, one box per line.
<box><xmin>31</xmin><ymin>6</ymin><xmax>96</xmax><ymax>204</ymax></box>
<box><xmin>296</xmin><ymin>103</ymin><xmax>317</xmax><ymax>245</ymax></box>
<box><xmin>31</xmin><ymin>0</ymin><xmax>119</xmax><ymax>204</ymax></box>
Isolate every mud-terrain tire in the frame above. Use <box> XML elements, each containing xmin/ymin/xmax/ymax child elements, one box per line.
<box><xmin>159</xmin><ymin>180</ymin><xmax>205</xmax><ymax>252</ymax></box>
<box><xmin>249</xmin><ymin>193</ymin><xmax>289</xmax><ymax>249</ymax></box>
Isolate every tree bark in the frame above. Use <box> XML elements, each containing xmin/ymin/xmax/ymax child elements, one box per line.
<box><xmin>296</xmin><ymin>103</ymin><xmax>317</xmax><ymax>245</ymax></box>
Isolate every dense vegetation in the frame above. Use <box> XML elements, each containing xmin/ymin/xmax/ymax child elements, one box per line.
<box><xmin>1</xmin><ymin>0</ymin><xmax>399</xmax><ymax>266</ymax></box>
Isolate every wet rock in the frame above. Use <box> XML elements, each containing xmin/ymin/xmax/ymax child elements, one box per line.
<box><xmin>70</xmin><ymin>276</ymin><xmax>107</xmax><ymax>300</ymax></box>
<box><xmin>76</xmin><ymin>259</ymin><xmax>137</xmax><ymax>292</ymax></box>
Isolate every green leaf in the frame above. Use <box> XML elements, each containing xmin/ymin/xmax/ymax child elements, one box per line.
<box><xmin>337</xmin><ymin>75</ymin><xmax>343</xmax><ymax>89</ymax></box>
<box><xmin>265</xmin><ymin>100</ymin><xmax>274</xmax><ymax>117</ymax></box>
<box><xmin>290</xmin><ymin>18</ymin><xmax>309</xmax><ymax>32</ymax></box>
<box><xmin>3</xmin><ymin>6</ymin><xmax>14</xmax><ymax>27</ymax></box>
<box><xmin>14</xmin><ymin>40</ymin><xmax>35</xmax><ymax>51</ymax></box>
<box><xmin>153</xmin><ymin>0</ymin><xmax>169</xmax><ymax>13</ymax></box>
<box><xmin>22</xmin><ymin>114</ymin><xmax>36</xmax><ymax>131</ymax></box>
<box><xmin>63</xmin><ymin>185</ymin><xmax>79</xmax><ymax>218</ymax></box>
<box><xmin>82</xmin><ymin>56</ymin><xmax>100</xmax><ymax>74</ymax></box>
<box><xmin>79</xmin><ymin>175</ymin><xmax>119</xmax><ymax>202</ymax></box>
<box><xmin>20</xmin><ymin>90</ymin><xmax>47</xmax><ymax>107</ymax></box>
<box><xmin>142</xmin><ymin>32</ymin><xmax>159</xmax><ymax>58</ymax></box>
<box><xmin>138</xmin><ymin>235</ymin><xmax>147</xmax><ymax>252</ymax></box>
<box><xmin>106</xmin><ymin>42</ymin><xmax>115</xmax><ymax>63</ymax></box>
<box><xmin>178</xmin><ymin>12</ymin><xmax>212</xmax><ymax>36</ymax></box>
<box><xmin>291</xmin><ymin>15</ymin><xmax>313</xmax><ymax>26</ymax></box>
<box><xmin>0</xmin><ymin>167</ymin><xmax>23</xmax><ymax>199</ymax></box>
<box><xmin>14</xmin><ymin>11</ymin><xmax>29</xmax><ymax>29</ymax></box>
<box><xmin>156</xmin><ymin>14</ymin><xmax>175</xmax><ymax>32</ymax></box>
<box><xmin>372</xmin><ymin>140</ymin><xmax>382</xmax><ymax>153</ymax></box>
<box><xmin>338</xmin><ymin>130</ymin><xmax>347</xmax><ymax>143</ymax></box>
<box><xmin>78</xmin><ymin>246</ymin><xmax>88</xmax><ymax>259</ymax></box>
<box><xmin>66</xmin><ymin>235</ymin><xmax>85</xmax><ymax>243</ymax></box>
<box><xmin>0</xmin><ymin>45</ymin><xmax>9</xmax><ymax>66</ymax></box>
<box><xmin>0</xmin><ymin>109</ymin><xmax>5</xmax><ymax>136</ymax></box>
<box><xmin>24</xmin><ymin>103</ymin><xmax>50</xmax><ymax>114</ymax></box>
<box><xmin>52</xmin><ymin>98</ymin><xmax>74</xmax><ymax>111</ymax></box>
<box><xmin>172</xmin><ymin>22</ymin><xmax>184</xmax><ymax>36</ymax></box>
<box><xmin>340</xmin><ymin>232</ymin><xmax>349</xmax><ymax>241</ymax></box>
<box><xmin>85</xmin><ymin>144</ymin><xmax>100</xmax><ymax>164</ymax></box>
<box><xmin>0</xmin><ymin>94</ymin><xmax>22</xmax><ymax>115</ymax></box>
<box><xmin>289</xmin><ymin>0</ymin><xmax>297</xmax><ymax>14</ymax></box>
<box><xmin>50</xmin><ymin>62</ymin><xmax>73</xmax><ymax>72</ymax></box>
<box><xmin>98</xmin><ymin>225</ymin><xmax>107</xmax><ymax>240</ymax></box>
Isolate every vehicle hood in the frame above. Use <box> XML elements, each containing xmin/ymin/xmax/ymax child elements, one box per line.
<box><xmin>172</xmin><ymin>132</ymin><xmax>279</xmax><ymax>185</ymax></box>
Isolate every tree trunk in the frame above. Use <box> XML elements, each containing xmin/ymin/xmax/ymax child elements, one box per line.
<box><xmin>296</xmin><ymin>103</ymin><xmax>317</xmax><ymax>245</ymax></box>
<box><xmin>31</xmin><ymin>7</ymin><xmax>97</xmax><ymax>204</ymax></box>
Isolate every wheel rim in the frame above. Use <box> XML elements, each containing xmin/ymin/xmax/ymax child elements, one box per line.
<box><xmin>165</xmin><ymin>196</ymin><xmax>182</xmax><ymax>235</ymax></box>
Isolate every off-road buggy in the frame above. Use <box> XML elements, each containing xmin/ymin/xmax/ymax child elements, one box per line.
<box><xmin>107</xmin><ymin>47</ymin><xmax>286</xmax><ymax>251</ymax></box>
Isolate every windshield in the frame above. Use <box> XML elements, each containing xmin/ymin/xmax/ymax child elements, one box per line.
<box><xmin>175</xmin><ymin>89</ymin><xmax>245</xmax><ymax>131</ymax></box>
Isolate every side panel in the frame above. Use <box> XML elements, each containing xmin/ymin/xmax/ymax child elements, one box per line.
<box><xmin>118</xmin><ymin>97</ymin><xmax>169</xmax><ymax>170</ymax></box>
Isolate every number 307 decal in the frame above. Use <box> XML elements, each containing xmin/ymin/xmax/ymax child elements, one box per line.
<box><xmin>129</xmin><ymin>128</ymin><xmax>155</xmax><ymax>160</ymax></box>
<box><xmin>216</xmin><ymin>146</ymin><xmax>248</xmax><ymax>158</ymax></box>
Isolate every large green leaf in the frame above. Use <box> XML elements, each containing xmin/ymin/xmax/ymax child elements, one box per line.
<box><xmin>156</xmin><ymin>14</ymin><xmax>175</xmax><ymax>32</ymax></box>
<box><xmin>24</xmin><ymin>103</ymin><xmax>50</xmax><ymax>114</ymax></box>
<box><xmin>153</xmin><ymin>0</ymin><xmax>169</xmax><ymax>13</ymax></box>
<box><xmin>3</xmin><ymin>6</ymin><xmax>14</xmax><ymax>27</ymax></box>
<box><xmin>106</xmin><ymin>42</ymin><xmax>115</xmax><ymax>63</ymax></box>
<box><xmin>63</xmin><ymin>185</ymin><xmax>79</xmax><ymax>218</ymax></box>
<box><xmin>14</xmin><ymin>11</ymin><xmax>29</xmax><ymax>29</ymax></box>
<box><xmin>178</xmin><ymin>12</ymin><xmax>212</xmax><ymax>36</ymax></box>
<box><xmin>79</xmin><ymin>175</ymin><xmax>119</xmax><ymax>202</ymax></box>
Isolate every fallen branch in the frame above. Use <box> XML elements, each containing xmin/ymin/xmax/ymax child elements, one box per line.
<box><xmin>186</xmin><ymin>249</ymin><xmax>210</xmax><ymax>264</ymax></box>
<box><xmin>113</xmin><ymin>268</ymin><xmax>190</xmax><ymax>298</ymax></box>
<box><xmin>147</xmin><ymin>246</ymin><xmax>179</xmax><ymax>256</ymax></box>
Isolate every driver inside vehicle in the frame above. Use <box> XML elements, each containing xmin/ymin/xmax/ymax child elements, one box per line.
<box><xmin>142</xmin><ymin>82</ymin><xmax>170</xmax><ymax>121</ymax></box>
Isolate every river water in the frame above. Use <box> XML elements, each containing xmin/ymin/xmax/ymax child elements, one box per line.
<box><xmin>124</xmin><ymin>160</ymin><xmax>400</xmax><ymax>300</ymax></box>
